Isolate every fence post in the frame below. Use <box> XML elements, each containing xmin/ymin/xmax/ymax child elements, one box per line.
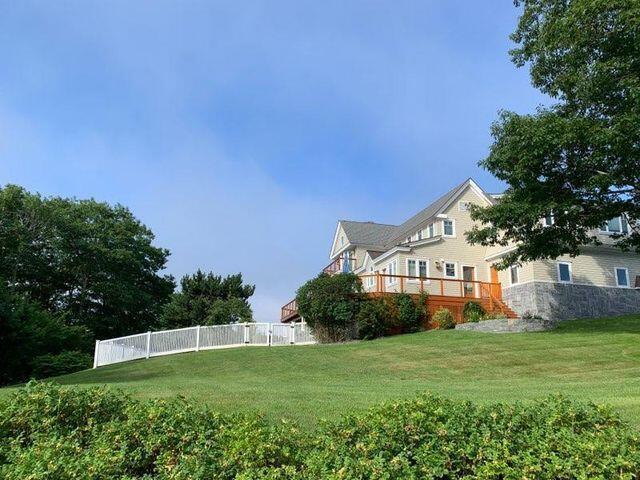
<box><xmin>145</xmin><ymin>331</ymin><xmax>151</xmax><ymax>359</ymax></box>
<box><xmin>93</xmin><ymin>340</ymin><xmax>100</xmax><ymax>368</ymax></box>
<box><xmin>244</xmin><ymin>322</ymin><xmax>249</xmax><ymax>345</ymax></box>
<box><xmin>290</xmin><ymin>322</ymin><xmax>295</xmax><ymax>344</ymax></box>
<box><xmin>268</xmin><ymin>324</ymin><xmax>273</xmax><ymax>347</ymax></box>
<box><xmin>195</xmin><ymin>325</ymin><xmax>201</xmax><ymax>352</ymax></box>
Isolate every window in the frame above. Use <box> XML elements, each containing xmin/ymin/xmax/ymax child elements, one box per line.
<box><xmin>386</xmin><ymin>260</ymin><xmax>397</xmax><ymax>285</ymax></box>
<box><xmin>543</xmin><ymin>213</ymin><xmax>555</xmax><ymax>227</ymax></box>
<box><xmin>406</xmin><ymin>236</ymin><xmax>412</xmax><ymax>243</ymax></box>
<box><xmin>509</xmin><ymin>265</ymin><xmax>520</xmax><ymax>285</ymax></box>
<box><xmin>367</xmin><ymin>266</ymin><xmax>375</xmax><ymax>288</ymax></box>
<box><xmin>428</xmin><ymin>223</ymin><xmax>434</xmax><ymax>237</ymax></box>
<box><xmin>406</xmin><ymin>258</ymin><xmax>429</xmax><ymax>281</ymax></box>
<box><xmin>340</xmin><ymin>236</ymin><xmax>345</xmax><ymax>246</ymax></box>
<box><xmin>443</xmin><ymin>219</ymin><xmax>455</xmax><ymax>237</ymax></box>
<box><xmin>407</xmin><ymin>259</ymin><xmax>416</xmax><ymax>277</ymax></box>
<box><xmin>444</xmin><ymin>261</ymin><xmax>457</xmax><ymax>278</ymax></box>
<box><xmin>601</xmin><ymin>216</ymin><xmax>628</xmax><ymax>234</ymax></box>
<box><xmin>419</xmin><ymin>260</ymin><xmax>428</xmax><ymax>278</ymax></box>
<box><xmin>458</xmin><ymin>201</ymin><xmax>472</xmax><ymax>211</ymax></box>
<box><xmin>557</xmin><ymin>262</ymin><xmax>572</xmax><ymax>283</ymax></box>
<box><xmin>417</xmin><ymin>230</ymin><xmax>423</xmax><ymax>240</ymax></box>
<box><xmin>615</xmin><ymin>267</ymin><xmax>629</xmax><ymax>288</ymax></box>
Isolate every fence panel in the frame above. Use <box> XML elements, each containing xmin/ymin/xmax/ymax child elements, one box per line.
<box><xmin>246</xmin><ymin>323</ymin><xmax>270</xmax><ymax>345</ymax></box>
<box><xmin>271</xmin><ymin>324</ymin><xmax>292</xmax><ymax>346</ymax></box>
<box><xmin>95</xmin><ymin>322</ymin><xmax>316</xmax><ymax>368</ymax></box>
<box><xmin>150</xmin><ymin>327</ymin><xmax>198</xmax><ymax>357</ymax></box>
<box><xmin>294</xmin><ymin>322</ymin><xmax>315</xmax><ymax>344</ymax></box>
<box><xmin>95</xmin><ymin>333</ymin><xmax>148</xmax><ymax>367</ymax></box>
<box><xmin>200</xmin><ymin>324</ymin><xmax>245</xmax><ymax>349</ymax></box>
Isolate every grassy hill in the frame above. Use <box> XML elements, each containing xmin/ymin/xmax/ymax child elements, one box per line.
<box><xmin>3</xmin><ymin>314</ymin><xmax>640</xmax><ymax>427</ymax></box>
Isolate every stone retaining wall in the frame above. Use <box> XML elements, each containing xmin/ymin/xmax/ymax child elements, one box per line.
<box><xmin>455</xmin><ymin>317</ymin><xmax>555</xmax><ymax>333</ymax></box>
<box><xmin>502</xmin><ymin>282</ymin><xmax>640</xmax><ymax>321</ymax></box>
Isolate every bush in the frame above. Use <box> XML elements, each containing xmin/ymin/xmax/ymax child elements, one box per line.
<box><xmin>395</xmin><ymin>293</ymin><xmax>425</xmax><ymax>333</ymax></box>
<box><xmin>305</xmin><ymin>394</ymin><xmax>640</xmax><ymax>479</ymax></box>
<box><xmin>30</xmin><ymin>351</ymin><xmax>92</xmax><ymax>379</ymax></box>
<box><xmin>522</xmin><ymin>310</ymin><xmax>543</xmax><ymax>320</ymax></box>
<box><xmin>356</xmin><ymin>298</ymin><xmax>388</xmax><ymax>340</ymax></box>
<box><xmin>295</xmin><ymin>273</ymin><xmax>362</xmax><ymax>343</ymax></box>
<box><xmin>432</xmin><ymin>307</ymin><xmax>455</xmax><ymax>329</ymax></box>
<box><xmin>463</xmin><ymin>301</ymin><xmax>485</xmax><ymax>321</ymax></box>
<box><xmin>2</xmin><ymin>383</ymin><xmax>639</xmax><ymax>479</ymax></box>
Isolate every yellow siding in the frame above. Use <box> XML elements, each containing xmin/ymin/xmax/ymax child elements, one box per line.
<box><xmin>531</xmin><ymin>247</ymin><xmax>640</xmax><ymax>287</ymax></box>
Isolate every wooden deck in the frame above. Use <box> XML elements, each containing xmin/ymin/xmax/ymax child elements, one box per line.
<box><xmin>281</xmin><ymin>274</ymin><xmax>517</xmax><ymax>323</ymax></box>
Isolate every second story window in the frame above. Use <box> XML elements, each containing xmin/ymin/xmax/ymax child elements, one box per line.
<box><xmin>601</xmin><ymin>216</ymin><xmax>628</xmax><ymax>234</ymax></box>
<box><xmin>444</xmin><ymin>261</ymin><xmax>456</xmax><ymax>278</ymax></box>
<box><xmin>543</xmin><ymin>213</ymin><xmax>555</xmax><ymax>227</ymax></box>
<box><xmin>417</xmin><ymin>230</ymin><xmax>423</xmax><ymax>240</ymax></box>
<box><xmin>443</xmin><ymin>219</ymin><xmax>455</xmax><ymax>237</ymax></box>
<box><xmin>428</xmin><ymin>223</ymin><xmax>434</xmax><ymax>237</ymax></box>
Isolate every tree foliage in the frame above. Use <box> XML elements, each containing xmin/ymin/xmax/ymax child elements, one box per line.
<box><xmin>0</xmin><ymin>185</ymin><xmax>175</xmax><ymax>339</ymax></box>
<box><xmin>0</xmin><ymin>282</ymin><xmax>91</xmax><ymax>385</ymax></box>
<box><xmin>467</xmin><ymin>0</ymin><xmax>640</xmax><ymax>267</ymax></box>
<box><xmin>295</xmin><ymin>273</ymin><xmax>362</xmax><ymax>342</ymax></box>
<box><xmin>160</xmin><ymin>270</ymin><xmax>255</xmax><ymax>328</ymax></box>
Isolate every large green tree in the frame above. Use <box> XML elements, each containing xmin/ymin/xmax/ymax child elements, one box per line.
<box><xmin>0</xmin><ymin>185</ymin><xmax>175</xmax><ymax>339</ymax></box>
<box><xmin>160</xmin><ymin>270</ymin><xmax>255</xmax><ymax>328</ymax></box>
<box><xmin>467</xmin><ymin>0</ymin><xmax>640</xmax><ymax>267</ymax></box>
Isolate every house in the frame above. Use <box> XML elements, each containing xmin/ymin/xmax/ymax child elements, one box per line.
<box><xmin>281</xmin><ymin>178</ymin><xmax>640</xmax><ymax>323</ymax></box>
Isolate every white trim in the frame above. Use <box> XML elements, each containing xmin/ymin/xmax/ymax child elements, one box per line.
<box><xmin>509</xmin><ymin>265</ymin><xmax>521</xmax><ymax>286</ymax></box>
<box><xmin>442</xmin><ymin>218</ymin><xmax>456</xmax><ymax>238</ymax></box>
<box><xmin>556</xmin><ymin>261</ymin><xmax>573</xmax><ymax>283</ymax></box>
<box><xmin>600</xmin><ymin>216</ymin><xmax>628</xmax><ymax>235</ymax></box>
<box><xmin>484</xmin><ymin>246</ymin><xmax>518</xmax><ymax>261</ymax></box>
<box><xmin>386</xmin><ymin>259</ymin><xmax>398</xmax><ymax>285</ymax></box>
<box><xmin>371</xmin><ymin>246</ymin><xmax>411</xmax><ymax>265</ymax></box>
<box><xmin>443</xmin><ymin>260</ymin><xmax>458</xmax><ymax>279</ymax></box>
<box><xmin>614</xmin><ymin>267</ymin><xmax>630</xmax><ymax>288</ymax></box>
<box><xmin>406</xmin><ymin>257</ymin><xmax>430</xmax><ymax>283</ymax></box>
<box><xmin>329</xmin><ymin>222</ymin><xmax>344</xmax><ymax>258</ymax></box>
<box><xmin>461</xmin><ymin>264</ymin><xmax>478</xmax><ymax>296</ymax></box>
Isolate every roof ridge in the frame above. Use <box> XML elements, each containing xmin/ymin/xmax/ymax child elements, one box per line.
<box><xmin>340</xmin><ymin>219</ymin><xmax>398</xmax><ymax>227</ymax></box>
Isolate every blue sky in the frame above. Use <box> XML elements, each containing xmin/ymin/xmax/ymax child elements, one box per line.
<box><xmin>0</xmin><ymin>1</ymin><xmax>545</xmax><ymax>321</ymax></box>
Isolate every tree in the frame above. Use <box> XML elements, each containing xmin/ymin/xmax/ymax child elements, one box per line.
<box><xmin>0</xmin><ymin>185</ymin><xmax>175</xmax><ymax>339</ymax></box>
<box><xmin>160</xmin><ymin>270</ymin><xmax>255</xmax><ymax>328</ymax></box>
<box><xmin>0</xmin><ymin>281</ymin><xmax>91</xmax><ymax>385</ymax></box>
<box><xmin>295</xmin><ymin>273</ymin><xmax>362</xmax><ymax>342</ymax></box>
<box><xmin>467</xmin><ymin>0</ymin><xmax>640</xmax><ymax>267</ymax></box>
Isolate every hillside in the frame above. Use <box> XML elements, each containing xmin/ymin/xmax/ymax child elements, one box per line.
<box><xmin>3</xmin><ymin>315</ymin><xmax>640</xmax><ymax>427</ymax></box>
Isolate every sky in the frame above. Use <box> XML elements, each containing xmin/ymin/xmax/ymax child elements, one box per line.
<box><xmin>0</xmin><ymin>1</ymin><xmax>546</xmax><ymax>321</ymax></box>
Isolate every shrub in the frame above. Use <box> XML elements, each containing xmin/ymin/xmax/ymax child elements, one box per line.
<box><xmin>432</xmin><ymin>307</ymin><xmax>455</xmax><ymax>329</ymax></box>
<box><xmin>356</xmin><ymin>298</ymin><xmax>388</xmax><ymax>340</ymax></box>
<box><xmin>29</xmin><ymin>351</ymin><xmax>92</xmax><ymax>379</ymax></box>
<box><xmin>522</xmin><ymin>310</ymin><xmax>543</xmax><ymax>320</ymax></box>
<box><xmin>2</xmin><ymin>383</ymin><xmax>640</xmax><ymax>479</ymax></box>
<box><xmin>305</xmin><ymin>394</ymin><xmax>640</xmax><ymax>479</ymax></box>
<box><xmin>395</xmin><ymin>293</ymin><xmax>424</xmax><ymax>333</ymax></box>
<box><xmin>295</xmin><ymin>273</ymin><xmax>362</xmax><ymax>342</ymax></box>
<box><xmin>463</xmin><ymin>301</ymin><xmax>485</xmax><ymax>321</ymax></box>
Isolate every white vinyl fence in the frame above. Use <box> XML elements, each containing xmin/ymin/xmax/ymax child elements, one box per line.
<box><xmin>93</xmin><ymin>322</ymin><xmax>316</xmax><ymax>368</ymax></box>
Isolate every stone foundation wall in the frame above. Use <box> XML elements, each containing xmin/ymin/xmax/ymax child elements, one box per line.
<box><xmin>455</xmin><ymin>317</ymin><xmax>555</xmax><ymax>333</ymax></box>
<box><xmin>502</xmin><ymin>282</ymin><xmax>640</xmax><ymax>321</ymax></box>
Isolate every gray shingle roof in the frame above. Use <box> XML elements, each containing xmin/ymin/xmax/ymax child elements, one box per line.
<box><xmin>340</xmin><ymin>178</ymin><xmax>485</xmax><ymax>250</ymax></box>
<box><xmin>340</xmin><ymin>221</ymin><xmax>398</xmax><ymax>247</ymax></box>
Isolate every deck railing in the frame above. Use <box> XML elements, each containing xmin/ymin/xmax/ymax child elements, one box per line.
<box><xmin>281</xmin><ymin>299</ymin><xmax>298</xmax><ymax>320</ymax></box>
<box><xmin>359</xmin><ymin>273</ymin><xmax>508</xmax><ymax>315</ymax></box>
<box><xmin>323</xmin><ymin>256</ymin><xmax>358</xmax><ymax>274</ymax></box>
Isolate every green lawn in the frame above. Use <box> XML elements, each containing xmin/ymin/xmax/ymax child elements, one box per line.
<box><xmin>3</xmin><ymin>315</ymin><xmax>640</xmax><ymax>427</ymax></box>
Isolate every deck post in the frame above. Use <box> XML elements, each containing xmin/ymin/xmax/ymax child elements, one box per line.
<box><xmin>440</xmin><ymin>279</ymin><xmax>444</xmax><ymax>295</ymax></box>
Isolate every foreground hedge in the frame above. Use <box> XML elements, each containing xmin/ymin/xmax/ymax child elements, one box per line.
<box><xmin>1</xmin><ymin>383</ymin><xmax>639</xmax><ymax>479</ymax></box>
